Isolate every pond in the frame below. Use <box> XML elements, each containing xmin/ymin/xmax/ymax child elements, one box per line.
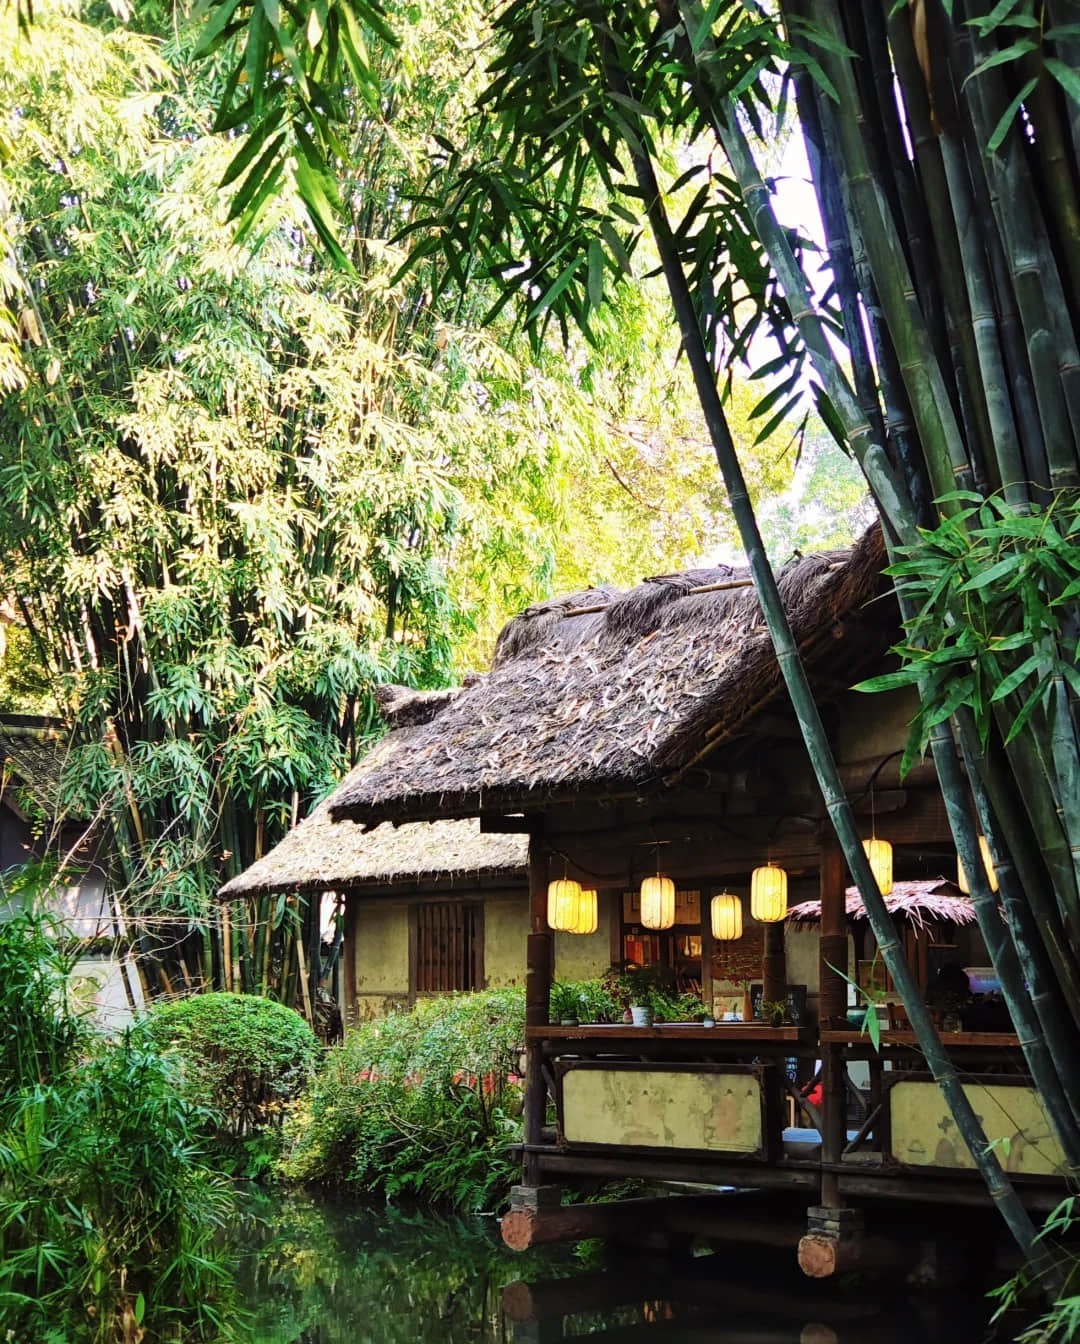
<box><xmin>227</xmin><ymin>1189</ymin><xmax>1016</xmax><ymax>1344</ymax></box>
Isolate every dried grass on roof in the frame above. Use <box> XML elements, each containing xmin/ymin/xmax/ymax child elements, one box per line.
<box><xmin>218</xmin><ymin>797</ymin><xmax>527</xmax><ymax>898</ymax></box>
<box><xmin>787</xmin><ymin>880</ymin><xmax>976</xmax><ymax>930</ymax></box>
<box><xmin>330</xmin><ymin>526</ymin><xmax>895</xmax><ymax>825</ymax></box>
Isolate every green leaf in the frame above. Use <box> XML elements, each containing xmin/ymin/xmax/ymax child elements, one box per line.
<box><xmin>854</xmin><ymin>670</ymin><xmax>920</xmax><ymax>694</ymax></box>
<box><xmin>586</xmin><ymin>239</ymin><xmax>604</xmax><ymax>311</ymax></box>
<box><xmin>1044</xmin><ymin>57</ymin><xmax>1080</xmax><ymax>107</ymax></box>
<box><xmin>1004</xmin><ymin>682</ymin><xmax>1049</xmax><ymax>744</ymax></box>
<box><xmin>959</xmin><ymin>555</ymin><xmax>1023</xmax><ymax>591</ymax></box>
<box><xmin>987</xmin><ymin>76</ymin><xmax>1038</xmax><ymax>153</ymax></box>
<box><xmin>989</xmin><ymin>652</ymin><xmax>1042</xmax><ymax>702</ymax></box>
<box><xmin>964</xmin><ymin>38</ymin><xmax>1038</xmax><ymax>84</ymax></box>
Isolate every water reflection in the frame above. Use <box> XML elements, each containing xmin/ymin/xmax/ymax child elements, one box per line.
<box><xmin>228</xmin><ymin>1190</ymin><xmax>1008</xmax><ymax>1344</ymax></box>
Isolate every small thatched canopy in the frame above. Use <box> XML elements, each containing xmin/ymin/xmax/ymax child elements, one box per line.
<box><xmin>787</xmin><ymin>880</ymin><xmax>976</xmax><ymax>931</ymax></box>
<box><xmin>218</xmin><ymin>800</ymin><xmax>528</xmax><ymax>899</ymax></box>
<box><xmin>329</xmin><ymin>526</ymin><xmax>895</xmax><ymax>826</ymax></box>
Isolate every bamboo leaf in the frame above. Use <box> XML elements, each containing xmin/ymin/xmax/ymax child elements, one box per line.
<box><xmin>1044</xmin><ymin>57</ymin><xmax>1080</xmax><ymax>108</ymax></box>
<box><xmin>987</xmin><ymin>76</ymin><xmax>1038</xmax><ymax>153</ymax></box>
<box><xmin>989</xmin><ymin>652</ymin><xmax>1042</xmax><ymax>702</ymax></box>
<box><xmin>964</xmin><ymin>39</ymin><xmax>1038</xmax><ymax>84</ymax></box>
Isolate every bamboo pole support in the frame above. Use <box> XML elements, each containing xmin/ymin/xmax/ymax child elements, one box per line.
<box><xmin>523</xmin><ymin>830</ymin><xmax>552</xmax><ymax>1187</ymax></box>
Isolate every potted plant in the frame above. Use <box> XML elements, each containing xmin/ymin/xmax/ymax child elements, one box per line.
<box><xmin>602</xmin><ymin>963</ymin><xmax>702</xmax><ymax>1026</ymax></box>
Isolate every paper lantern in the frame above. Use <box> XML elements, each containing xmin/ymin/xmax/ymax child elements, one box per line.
<box><xmin>957</xmin><ymin>834</ymin><xmax>999</xmax><ymax>894</ymax></box>
<box><xmin>640</xmin><ymin>873</ymin><xmax>675</xmax><ymax>929</ymax></box>
<box><xmin>572</xmin><ymin>888</ymin><xmax>598</xmax><ymax>935</ymax></box>
<box><xmin>862</xmin><ymin>837</ymin><xmax>893</xmax><ymax>896</ymax></box>
<box><xmin>547</xmin><ymin>878</ymin><xmax>582</xmax><ymax>932</ymax></box>
<box><xmin>750</xmin><ymin>863</ymin><xmax>787</xmax><ymax>922</ymax></box>
<box><xmin>711</xmin><ymin>891</ymin><xmax>742</xmax><ymax>941</ymax></box>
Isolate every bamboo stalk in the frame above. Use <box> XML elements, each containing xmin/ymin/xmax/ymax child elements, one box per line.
<box><xmin>606</xmin><ymin>10</ymin><xmax>1055</xmax><ymax>1277</ymax></box>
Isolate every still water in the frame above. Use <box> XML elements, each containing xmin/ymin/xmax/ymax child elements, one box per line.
<box><xmin>229</xmin><ymin>1190</ymin><xmax>1010</xmax><ymax>1344</ymax></box>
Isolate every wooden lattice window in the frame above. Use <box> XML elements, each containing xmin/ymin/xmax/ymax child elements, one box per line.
<box><xmin>413</xmin><ymin>902</ymin><xmax>483</xmax><ymax>994</ymax></box>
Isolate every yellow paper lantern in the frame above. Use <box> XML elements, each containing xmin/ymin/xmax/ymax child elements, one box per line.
<box><xmin>750</xmin><ymin>863</ymin><xmax>788</xmax><ymax>922</ymax></box>
<box><xmin>710</xmin><ymin>891</ymin><xmax>743</xmax><ymax>941</ymax></box>
<box><xmin>547</xmin><ymin>878</ymin><xmax>582</xmax><ymax>932</ymax></box>
<box><xmin>640</xmin><ymin>874</ymin><xmax>675</xmax><ymax>929</ymax></box>
<box><xmin>572</xmin><ymin>888</ymin><xmax>598</xmax><ymax>935</ymax></box>
<box><xmin>957</xmin><ymin>834</ymin><xmax>999</xmax><ymax>894</ymax></box>
<box><xmin>862</xmin><ymin>837</ymin><xmax>893</xmax><ymax>896</ymax></box>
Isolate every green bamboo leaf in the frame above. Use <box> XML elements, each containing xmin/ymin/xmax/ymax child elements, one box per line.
<box><xmin>1004</xmin><ymin>682</ymin><xmax>1049</xmax><ymax>744</ymax></box>
<box><xmin>586</xmin><ymin>239</ymin><xmax>604</xmax><ymax>310</ymax></box>
<box><xmin>989</xmin><ymin>652</ymin><xmax>1042</xmax><ymax>702</ymax></box>
<box><xmin>967</xmin><ymin>0</ymin><xmax>1024</xmax><ymax>37</ymax></box>
<box><xmin>1044</xmin><ymin>57</ymin><xmax>1080</xmax><ymax>108</ymax></box>
<box><xmin>854</xmin><ymin>670</ymin><xmax>920</xmax><ymax>693</ymax></box>
<box><xmin>964</xmin><ymin>39</ymin><xmax>1038</xmax><ymax>84</ymax></box>
<box><xmin>220</xmin><ymin>108</ymin><xmax>285</xmax><ymax>187</ymax></box>
<box><xmin>225</xmin><ymin>132</ymin><xmax>286</xmax><ymax>222</ymax></box>
<box><xmin>959</xmin><ymin>555</ymin><xmax>1023</xmax><ymax>590</ymax></box>
<box><xmin>192</xmin><ymin>0</ymin><xmax>244</xmax><ymax>57</ymax></box>
<box><xmin>987</xmin><ymin>77</ymin><xmax>1038</xmax><ymax>152</ymax></box>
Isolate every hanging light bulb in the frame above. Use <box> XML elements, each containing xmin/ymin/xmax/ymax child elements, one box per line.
<box><xmin>710</xmin><ymin>891</ymin><xmax>743</xmax><ymax>941</ymax></box>
<box><xmin>572</xmin><ymin>888</ymin><xmax>598</xmax><ymax>935</ymax></box>
<box><xmin>750</xmin><ymin>863</ymin><xmax>788</xmax><ymax>922</ymax></box>
<box><xmin>547</xmin><ymin>877</ymin><xmax>582</xmax><ymax>932</ymax></box>
<box><xmin>640</xmin><ymin>873</ymin><xmax>675</xmax><ymax>929</ymax></box>
<box><xmin>957</xmin><ymin>835</ymin><xmax>999</xmax><ymax>894</ymax></box>
<box><xmin>862</xmin><ymin>837</ymin><xmax>893</xmax><ymax>896</ymax></box>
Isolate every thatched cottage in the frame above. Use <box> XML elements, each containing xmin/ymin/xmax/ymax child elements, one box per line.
<box><xmin>311</xmin><ymin>526</ymin><xmax>1066</xmax><ymax>1235</ymax></box>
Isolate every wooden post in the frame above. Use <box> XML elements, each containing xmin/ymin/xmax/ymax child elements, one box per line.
<box><xmin>523</xmin><ymin>830</ymin><xmax>551</xmax><ymax>1186</ymax></box>
<box><xmin>701</xmin><ymin>891</ymin><xmax>714</xmax><ymax>1016</ymax></box>
<box><xmin>762</xmin><ymin>922</ymin><xmax>785</xmax><ymax>1007</ymax></box>
<box><xmin>819</xmin><ymin>835</ymin><xmax>848</xmax><ymax>1209</ymax></box>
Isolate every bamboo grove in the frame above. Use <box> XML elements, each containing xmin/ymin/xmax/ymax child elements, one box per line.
<box><xmin>0</xmin><ymin>0</ymin><xmax>832</xmax><ymax>1018</ymax></box>
<box><xmin>374</xmin><ymin>0</ymin><xmax>1080</xmax><ymax>1277</ymax></box>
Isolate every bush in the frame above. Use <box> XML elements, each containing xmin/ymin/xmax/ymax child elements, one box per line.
<box><xmin>281</xmin><ymin>989</ymin><xmax>525</xmax><ymax>1211</ymax></box>
<box><xmin>0</xmin><ymin>907</ymin><xmax>236</xmax><ymax>1340</ymax></box>
<box><xmin>137</xmin><ymin>991</ymin><xmax>320</xmax><ymax>1139</ymax></box>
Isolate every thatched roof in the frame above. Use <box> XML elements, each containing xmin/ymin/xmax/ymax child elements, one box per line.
<box><xmin>329</xmin><ymin>526</ymin><xmax>894</xmax><ymax>825</ymax></box>
<box><xmin>787</xmin><ymin>880</ymin><xmax>976</xmax><ymax>930</ymax></box>
<box><xmin>0</xmin><ymin>717</ymin><xmax>73</xmax><ymax>818</ymax></box>
<box><xmin>218</xmin><ymin>800</ymin><xmax>528</xmax><ymax>899</ymax></box>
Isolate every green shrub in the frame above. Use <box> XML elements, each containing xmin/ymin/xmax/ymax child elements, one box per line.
<box><xmin>549</xmin><ymin>977</ymin><xmax>624</xmax><ymax>1023</ymax></box>
<box><xmin>0</xmin><ymin>907</ymin><xmax>236</xmax><ymax>1340</ymax></box>
<box><xmin>282</xmin><ymin>989</ymin><xmax>525</xmax><ymax>1211</ymax></box>
<box><xmin>137</xmin><ymin>991</ymin><xmax>320</xmax><ymax>1138</ymax></box>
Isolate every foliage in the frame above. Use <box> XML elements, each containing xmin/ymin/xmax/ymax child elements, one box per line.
<box><xmin>281</xmin><ymin>989</ymin><xmax>526</xmax><ymax>1210</ymax></box>
<box><xmin>601</xmin><ymin>964</ymin><xmax>704</xmax><ymax>1021</ymax></box>
<box><xmin>0</xmin><ymin>905</ymin><xmax>236</xmax><ymax>1341</ymax></box>
<box><xmin>136</xmin><ymin>991</ymin><xmax>320</xmax><ymax>1139</ymax></box>
<box><xmin>0</xmin><ymin>887</ymin><xmax>85</xmax><ymax>1095</ymax></box>
<box><xmin>549</xmin><ymin>976</ymin><xmax>624</xmax><ymax>1023</ymax></box>
<box><xmin>988</xmin><ymin>1197</ymin><xmax>1080</xmax><ymax>1344</ymax></box>
<box><xmin>858</xmin><ymin>493</ymin><xmax>1080</xmax><ymax>771</ymax></box>
<box><xmin>0</xmin><ymin>0</ymin><xmax>820</xmax><ymax>1012</ymax></box>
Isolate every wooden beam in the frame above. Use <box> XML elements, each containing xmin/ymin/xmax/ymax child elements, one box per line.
<box><xmin>523</xmin><ymin>832</ymin><xmax>552</xmax><ymax>1186</ymax></box>
<box><xmin>501</xmin><ymin>1193</ymin><xmax>773</xmax><ymax>1252</ymax></box>
<box><xmin>818</xmin><ymin>832</ymin><xmax>849</xmax><ymax>1210</ymax></box>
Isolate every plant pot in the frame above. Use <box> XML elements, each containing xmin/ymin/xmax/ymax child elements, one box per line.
<box><xmin>630</xmin><ymin>1004</ymin><xmax>653</xmax><ymax>1027</ymax></box>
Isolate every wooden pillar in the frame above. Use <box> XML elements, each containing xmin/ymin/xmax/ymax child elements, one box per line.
<box><xmin>523</xmin><ymin>831</ymin><xmax>551</xmax><ymax>1185</ymax></box>
<box><xmin>818</xmin><ymin>836</ymin><xmax>848</xmax><ymax>1027</ymax></box>
<box><xmin>818</xmin><ymin>834</ymin><xmax>848</xmax><ymax>1207</ymax></box>
<box><xmin>762</xmin><ymin>922</ymin><xmax>785</xmax><ymax>1006</ymax></box>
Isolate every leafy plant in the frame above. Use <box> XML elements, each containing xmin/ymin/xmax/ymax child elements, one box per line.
<box><xmin>281</xmin><ymin>989</ymin><xmax>526</xmax><ymax>1211</ymax></box>
<box><xmin>0</xmin><ymin>905</ymin><xmax>237</xmax><ymax>1340</ymax></box>
<box><xmin>601</xmin><ymin>964</ymin><xmax>703</xmax><ymax>1022</ymax></box>
<box><xmin>136</xmin><ymin>991</ymin><xmax>320</xmax><ymax>1140</ymax></box>
<box><xmin>549</xmin><ymin>977</ymin><xmax>624</xmax><ymax>1023</ymax></box>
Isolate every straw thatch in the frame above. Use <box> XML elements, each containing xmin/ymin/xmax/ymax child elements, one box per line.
<box><xmin>218</xmin><ymin>797</ymin><xmax>528</xmax><ymax>899</ymax></box>
<box><xmin>329</xmin><ymin>526</ymin><xmax>895</xmax><ymax>825</ymax></box>
<box><xmin>787</xmin><ymin>880</ymin><xmax>977</xmax><ymax>931</ymax></box>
